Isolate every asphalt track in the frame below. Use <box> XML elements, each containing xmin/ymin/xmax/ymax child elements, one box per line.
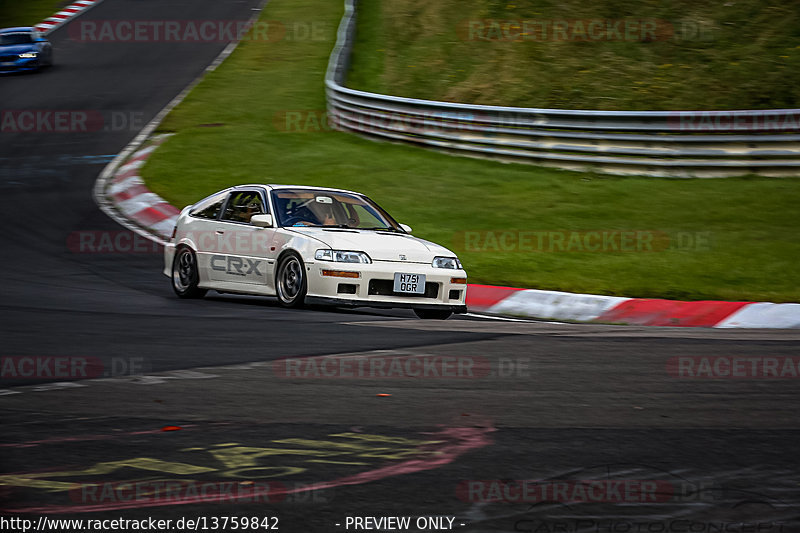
<box><xmin>1</xmin><ymin>1</ymin><xmax>799</xmax><ymax>531</ymax></box>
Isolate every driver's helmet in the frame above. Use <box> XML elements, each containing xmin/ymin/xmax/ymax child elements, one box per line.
<box><xmin>241</xmin><ymin>201</ymin><xmax>261</xmax><ymax>222</ymax></box>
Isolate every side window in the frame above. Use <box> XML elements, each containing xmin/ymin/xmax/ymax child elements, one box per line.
<box><xmin>190</xmin><ymin>194</ymin><xmax>226</xmax><ymax>219</ymax></box>
<box><xmin>221</xmin><ymin>191</ymin><xmax>266</xmax><ymax>223</ymax></box>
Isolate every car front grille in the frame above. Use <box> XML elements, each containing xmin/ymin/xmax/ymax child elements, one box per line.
<box><xmin>368</xmin><ymin>279</ymin><xmax>439</xmax><ymax>298</ymax></box>
<box><xmin>0</xmin><ymin>55</ymin><xmax>18</xmax><ymax>62</ymax></box>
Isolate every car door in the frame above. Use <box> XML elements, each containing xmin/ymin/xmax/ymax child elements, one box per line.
<box><xmin>208</xmin><ymin>189</ymin><xmax>275</xmax><ymax>286</ymax></box>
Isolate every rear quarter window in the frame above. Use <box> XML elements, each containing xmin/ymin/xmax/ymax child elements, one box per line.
<box><xmin>189</xmin><ymin>194</ymin><xmax>226</xmax><ymax>219</ymax></box>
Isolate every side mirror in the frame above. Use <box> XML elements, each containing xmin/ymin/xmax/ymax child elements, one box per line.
<box><xmin>400</xmin><ymin>224</ymin><xmax>412</xmax><ymax>233</ymax></box>
<box><xmin>251</xmin><ymin>214</ymin><xmax>273</xmax><ymax>228</ymax></box>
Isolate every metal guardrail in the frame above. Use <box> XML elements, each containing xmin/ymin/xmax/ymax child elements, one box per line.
<box><xmin>325</xmin><ymin>0</ymin><xmax>800</xmax><ymax>177</ymax></box>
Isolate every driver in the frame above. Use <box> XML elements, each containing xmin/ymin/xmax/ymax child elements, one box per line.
<box><xmin>316</xmin><ymin>203</ymin><xmax>337</xmax><ymax>226</ymax></box>
<box><xmin>242</xmin><ymin>201</ymin><xmax>262</xmax><ymax>223</ymax></box>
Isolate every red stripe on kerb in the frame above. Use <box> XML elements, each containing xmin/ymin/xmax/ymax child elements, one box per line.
<box><xmin>157</xmin><ymin>203</ymin><xmax>180</xmax><ymax>217</ymax></box>
<box><xmin>112</xmin><ymin>168</ymin><xmax>139</xmax><ymax>183</ymax></box>
<box><xmin>466</xmin><ymin>284</ymin><xmax>524</xmax><ymax>310</ymax></box>
<box><xmin>111</xmin><ymin>184</ymin><xmax>150</xmax><ymax>202</ymax></box>
<box><xmin>128</xmin><ymin>150</ymin><xmax>153</xmax><ymax>163</ymax></box>
<box><xmin>596</xmin><ymin>299</ymin><xmax>750</xmax><ymax>327</ymax></box>
<box><xmin>131</xmin><ymin>206</ymin><xmax>171</xmax><ymax>226</ymax></box>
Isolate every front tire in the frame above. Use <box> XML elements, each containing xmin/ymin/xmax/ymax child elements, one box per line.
<box><xmin>414</xmin><ymin>309</ymin><xmax>452</xmax><ymax>320</ymax></box>
<box><xmin>172</xmin><ymin>246</ymin><xmax>207</xmax><ymax>299</ymax></box>
<box><xmin>276</xmin><ymin>252</ymin><xmax>307</xmax><ymax>308</ymax></box>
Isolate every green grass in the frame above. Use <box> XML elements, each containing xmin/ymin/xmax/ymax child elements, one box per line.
<box><xmin>142</xmin><ymin>0</ymin><xmax>800</xmax><ymax>302</ymax></box>
<box><xmin>347</xmin><ymin>0</ymin><xmax>800</xmax><ymax>111</ymax></box>
<box><xmin>0</xmin><ymin>0</ymin><xmax>70</xmax><ymax>28</ymax></box>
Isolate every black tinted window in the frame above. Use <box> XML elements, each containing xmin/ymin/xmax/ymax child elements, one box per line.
<box><xmin>0</xmin><ymin>33</ymin><xmax>34</xmax><ymax>45</ymax></box>
<box><xmin>190</xmin><ymin>195</ymin><xmax>225</xmax><ymax>219</ymax></box>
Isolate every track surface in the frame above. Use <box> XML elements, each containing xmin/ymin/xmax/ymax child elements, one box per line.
<box><xmin>1</xmin><ymin>1</ymin><xmax>799</xmax><ymax>531</ymax></box>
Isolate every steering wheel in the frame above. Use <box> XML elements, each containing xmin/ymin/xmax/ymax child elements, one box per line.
<box><xmin>283</xmin><ymin>216</ymin><xmax>315</xmax><ymax>226</ymax></box>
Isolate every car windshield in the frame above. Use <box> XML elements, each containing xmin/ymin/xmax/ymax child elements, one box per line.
<box><xmin>272</xmin><ymin>188</ymin><xmax>402</xmax><ymax>231</ymax></box>
<box><xmin>0</xmin><ymin>33</ymin><xmax>34</xmax><ymax>45</ymax></box>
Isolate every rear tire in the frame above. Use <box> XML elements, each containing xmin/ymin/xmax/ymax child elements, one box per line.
<box><xmin>276</xmin><ymin>252</ymin><xmax>307</xmax><ymax>308</ymax></box>
<box><xmin>414</xmin><ymin>309</ymin><xmax>452</xmax><ymax>320</ymax></box>
<box><xmin>172</xmin><ymin>246</ymin><xmax>207</xmax><ymax>299</ymax></box>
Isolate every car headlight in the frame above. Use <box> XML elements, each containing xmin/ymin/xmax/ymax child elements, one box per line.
<box><xmin>18</xmin><ymin>52</ymin><xmax>37</xmax><ymax>58</ymax></box>
<box><xmin>315</xmin><ymin>249</ymin><xmax>372</xmax><ymax>264</ymax></box>
<box><xmin>432</xmin><ymin>256</ymin><xmax>462</xmax><ymax>269</ymax></box>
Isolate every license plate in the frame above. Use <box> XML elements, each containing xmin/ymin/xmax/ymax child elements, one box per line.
<box><xmin>1</xmin><ymin>62</ymin><xmax>13</xmax><ymax>66</ymax></box>
<box><xmin>393</xmin><ymin>273</ymin><xmax>425</xmax><ymax>294</ymax></box>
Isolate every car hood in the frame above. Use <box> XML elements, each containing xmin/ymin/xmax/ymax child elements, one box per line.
<box><xmin>0</xmin><ymin>44</ymin><xmax>37</xmax><ymax>55</ymax></box>
<box><xmin>286</xmin><ymin>227</ymin><xmax>456</xmax><ymax>263</ymax></box>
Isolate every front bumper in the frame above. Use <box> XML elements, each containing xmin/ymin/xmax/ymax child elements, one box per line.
<box><xmin>307</xmin><ymin>260</ymin><xmax>467</xmax><ymax>310</ymax></box>
<box><xmin>306</xmin><ymin>296</ymin><xmax>467</xmax><ymax>313</ymax></box>
<box><xmin>0</xmin><ymin>58</ymin><xmax>39</xmax><ymax>73</ymax></box>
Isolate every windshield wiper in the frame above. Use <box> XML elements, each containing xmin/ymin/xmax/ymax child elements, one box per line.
<box><xmin>288</xmin><ymin>224</ymin><xmax>355</xmax><ymax>229</ymax></box>
<box><xmin>361</xmin><ymin>226</ymin><xmax>403</xmax><ymax>233</ymax></box>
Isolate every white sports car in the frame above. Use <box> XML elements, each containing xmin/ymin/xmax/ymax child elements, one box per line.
<box><xmin>163</xmin><ymin>185</ymin><xmax>468</xmax><ymax>319</ymax></box>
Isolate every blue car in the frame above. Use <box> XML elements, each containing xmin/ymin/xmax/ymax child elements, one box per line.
<box><xmin>0</xmin><ymin>27</ymin><xmax>53</xmax><ymax>73</ymax></box>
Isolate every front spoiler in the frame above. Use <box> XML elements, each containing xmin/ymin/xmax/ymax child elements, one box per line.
<box><xmin>305</xmin><ymin>296</ymin><xmax>467</xmax><ymax>313</ymax></box>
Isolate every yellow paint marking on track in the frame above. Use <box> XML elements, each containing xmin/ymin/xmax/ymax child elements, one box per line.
<box><xmin>207</xmin><ymin>446</ymin><xmax>348</xmax><ymax>469</ymax></box>
<box><xmin>0</xmin><ymin>458</ymin><xmax>217</xmax><ymax>492</ymax></box>
<box><xmin>221</xmin><ymin>466</ymin><xmax>306</xmax><ymax>478</ymax></box>
<box><xmin>327</xmin><ymin>432</ymin><xmax>442</xmax><ymax>446</ymax></box>
<box><xmin>305</xmin><ymin>459</ymin><xmax>369</xmax><ymax>465</ymax></box>
<box><xmin>0</xmin><ymin>432</ymin><xmax>437</xmax><ymax>494</ymax></box>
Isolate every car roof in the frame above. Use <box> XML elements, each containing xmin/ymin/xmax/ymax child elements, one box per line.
<box><xmin>232</xmin><ymin>184</ymin><xmax>363</xmax><ymax>196</ymax></box>
<box><xmin>0</xmin><ymin>27</ymin><xmax>35</xmax><ymax>33</ymax></box>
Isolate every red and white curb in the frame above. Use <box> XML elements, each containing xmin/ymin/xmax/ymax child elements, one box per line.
<box><xmin>465</xmin><ymin>285</ymin><xmax>800</xmax><ymax>328</ymax></box>
<box><xmin>105</xmin><ymin>135</ymin><xmax>180</xmax><ymax>240</ymax></box>
<box><xmin>34</xmin><ymin>0</ymin><xmax>103</xmax><ymax>34</ymax></box>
